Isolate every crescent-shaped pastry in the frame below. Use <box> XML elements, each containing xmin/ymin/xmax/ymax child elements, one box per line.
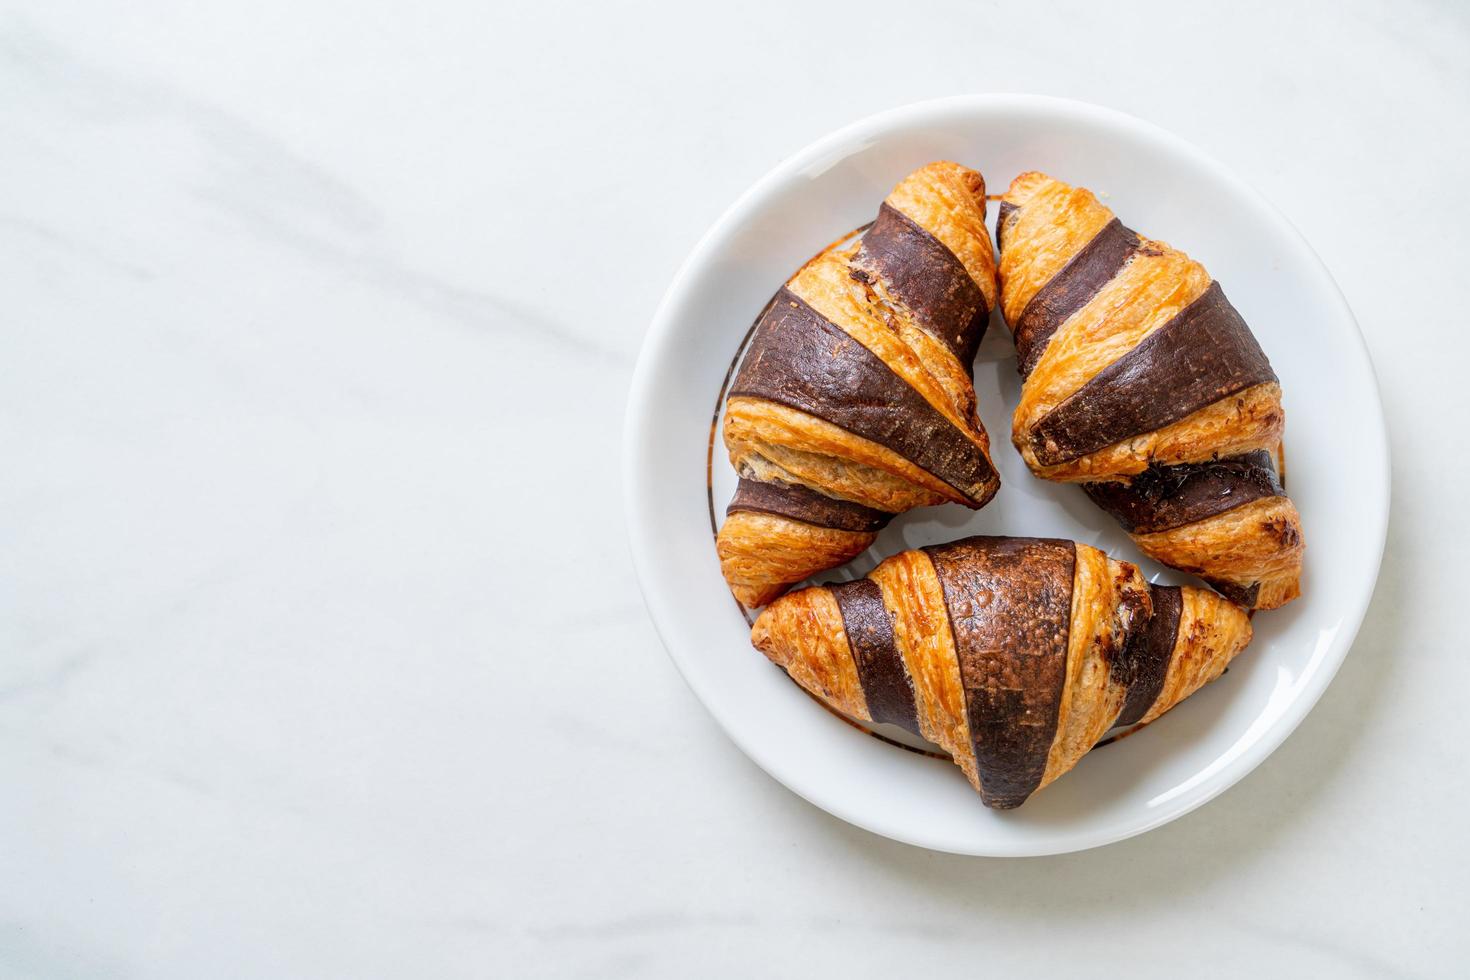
<box><xmin>718</xmin><ymin>162</ymin><xmax>1002</xmax><ymax>607</ymax></box>
<box><xmin>996</xmin><ymin>172</ymin><xmax>1305</xmax><ymax>609</ymax></box>
<box><xmin>751</xmin><ymin>535</ymin><xmax>1252</xmax><ymax>808</ymax></box>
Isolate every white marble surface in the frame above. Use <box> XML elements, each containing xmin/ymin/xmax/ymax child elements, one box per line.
<box><xmin>1</xmin><ymin>0</ymin><xmax>1465</xmax><ymax>976</ymax></box>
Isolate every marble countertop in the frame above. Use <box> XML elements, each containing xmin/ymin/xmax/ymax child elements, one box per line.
<box><xmin>3</xmin><ymin>1</ymin><xmax>1465</xmax><ymax>976</ymax></box>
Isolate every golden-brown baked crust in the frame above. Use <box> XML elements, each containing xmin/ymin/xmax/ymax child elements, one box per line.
<box><xmin>1039</xmin><ymin>546</ymin><xmax>1148</xmax><ymax>790</ymax></box>
<box><xmin>750</xmin><ymin>536</ymin><xmax>1254</xmax><ymax>808</ymax></box>
<box><xmin>1021</xmin><ymin>383</ymin><xmax>1285</xmax><ymax>482</ymax></box>
<box><xmin>724</xmin><ymin>397</ymin><xmax>959</xmax><ymax>511</ymax></box>
<box><xmin>716</xmin><ymin>162</ymin><xmax>1002</xmax><ymax>607</ymax></box>
<box><xmin>750</xmin><ymin>536</ymin><xmax>1256</xmax><ymax>806</ymax></box>
<box><xmin>887</xmin><ymin>162</ymin><xmax>999</xmax><ymax>314</ymax></box>
<box><xmin>1012</xmin><ymin>242</ymin><xmax>1214</xmax><ymax>465</ymax></box>
<box><xmin>1130</xmin><ymin>496</ymin><xmax>1305</xmax><ymax>611</ymax></box>
<box><xmin>999</xmin><ymin>171</ymin><xmax>1114</xmax><ymax>325</ymax></box>
<box><xmin>750</xmin><ymin>585</ymin><xmax>869</xmax><ymax>720</ymax></box>
<box><xmin>999</xmin><ymin>172</ymin><xmax>1303</xmax><ymax>609</ymax></box>
<box><xmin>869</xmin><ymin>549</ymin><xmax>978</xmax><ymax>782</ymax></box>
<box><xmin>717</xmin><ymin>511</ymin><xmax>876</xmax><ymax>609</ymax></box>
<box><xmin>1141</xmin><ymin>587</ymin><xmax>1253</xmax><ymax>723</ymax></box>
<box><xmin>788</xmin><ymin>250</ymin><xmax>991</xmax><ymax>468</ymax></box>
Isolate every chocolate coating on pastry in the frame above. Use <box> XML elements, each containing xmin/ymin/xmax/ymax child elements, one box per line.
<box><xmin>830</xmin><ymin>580</ymin><xmax>919</xmax><ymax>734</ymax></box>
<box><xmin>1013</xmin><ymin>219</ymin><xmax>1144</xmax><ymax>378</ymax></box>
<box><xmin>1029</xmin><ymin>281</ymin><xmax>1278</xmax><ymax>466</ymax></box>
<box><xmin>1115</xmin><ymin>586</ymin><xmax>1182</xmax><ymax>726</ymax></box>
<box><xmin>853</xmin><ymin>203</ymin><xmax>989</xmax><ymax>368</ymax></box>
<box><xmin>730</xmin><ymin>289</ymin><xmax>997</xmax><ymax>501</ymax></box>
<box><xmin>923</xmin><ymin>537</ymin><xmax>1076</xmax><ymax>809</ymax></box>
<box><xmin>1204</xmin><ymin>578</ymin><xmax>1260</xmax><ymax>608</ymax></box>
<box><xmin>995</xmin><ymin>202</ymin><xmax>1018</xmax><ymax>255</ymax></box>
<box><xmin>726</xmin><ymin>478</ymin><xmax>892</xmax><ymax>533</ymax></box>
<box><xmin>1081</xmin><ymin>450</ymin><xmax>1284</xmax><ymax>534</ymax></box>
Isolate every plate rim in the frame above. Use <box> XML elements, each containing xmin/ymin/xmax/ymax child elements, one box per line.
<box><xmin>623</xmin><ymin>93</ymin><xmax>1390</xmax><ymax>856</ymax></box>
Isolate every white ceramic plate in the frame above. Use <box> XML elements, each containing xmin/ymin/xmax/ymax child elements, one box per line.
<box><xmin>625</xmin><ymin>95</ymin><xmax>1388</xmax><ymax>856</ymax></box>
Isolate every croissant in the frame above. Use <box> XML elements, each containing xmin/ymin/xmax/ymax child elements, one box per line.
<box><xmin>752</xmin><ymin>535</ymin><xmax>1252</xmax><ymax>808</ymax></box>
<box><xmin>996</xmin><ymin>172</ymin><xmax>1305</xmax><ymax>609</ymax></box>
<box><xmin>718</xmin><ymin>162</ymin><xmax>1002</xmax><ymax>607</ymax></box>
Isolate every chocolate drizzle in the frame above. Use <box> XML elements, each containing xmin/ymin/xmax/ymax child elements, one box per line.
<box><xmin>1115</xmin><ymin>586</ymin><xmax>1183</xmax><ymax>726</ymax></box>
<box><xmin>1013</xmin><ymin>218</ymin><xmax>1143</xmax><ymax>378</ymax></box>
<box><xmin>923</xmin><ymin>537</ymin><xmax>1076</xmax><ymax>809</ymax></box>
<box><xmin>1029</xmin><ymin>281</ymin><xmax>1278</xmax><ymax>466</ymax></box>
<box><xmin>1082</xmin><ymin>450</ymin><xmax>1284</xmax><ymax>534</ymax></box>
<box><xmin>726</xmin><ymin>478</ymin><xmax>891</xmax><ymax>533</ymax></box>
<box><xmin>830</xmin><ymin>579</ymin><xmax>919</xmax><ymax>734</ymax></box>
<box><xmin>729</xmin><ymin>288</ymin><xmax>997</xmax><ymax>503</ymax></box>
<box><xmin>853</xmin><ymin>203</ymin><xmax>989</xmax><ymax>369</ymax></box>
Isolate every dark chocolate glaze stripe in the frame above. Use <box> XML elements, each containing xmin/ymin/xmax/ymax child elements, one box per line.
<box><xmin>726</xmin><ymin>477</ymin><xmax>891</xmax><ymax>533</ymax></box>
<box><xmin>1204</xmin><ymin>578</ymin><xmax>1260</xmax><ymax>608</ymax></box>
<box><xmin>923</xmin><ymin>536</ymin><xmax>1076</xmax><ymax>810</ymax></box>
<box><xmin>830</xmin><ymin>579</ymin><xmax>919</xmax><ymax>735</ymax></box>
<box><xmin>1115</xmin><ymin>586</ymin><xmax>1183</xmax><ymax>726</ymax></box>
<box><xmin>1013</xmin><ymin>218</ymin><xmax>1143</xmax><ymax>378</ymax></box>
<box><xmin>1081</xmin><ymin>450</ymin><xmax>1285</xmax><ymax>535</ymax></box>
<box><xmin>728</xmin><ymin>288</ymin><xmax>997</xmax><ymax>502</ymax></box>
<box><xmin>1029</xmin><ymin>281</ymin><xmax>1278</xmax><ymax>466</ymax></box>
<box><xmin>995</xmin><ymin>202</ymin><xmax>1017</xmax><ymax>255</ymax></box>
<box><xmin>854</xmin><ymin>203</ymin><xmax>989</xmax><ymax>368</ymax></box>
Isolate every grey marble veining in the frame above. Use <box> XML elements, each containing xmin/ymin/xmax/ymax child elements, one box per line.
<box><xmin>0</xmin><ymin>1</ymin><xmax>1465</xmax><ymax>977</ymax></box>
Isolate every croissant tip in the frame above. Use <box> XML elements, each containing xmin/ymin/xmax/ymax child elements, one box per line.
<box><xmin>1252</xmin><ymin>574</ymin><xmax>1302</xmax><ymax>611</ymax></box>
<box><xmin>731</xmin><ymin>581</ymin><xmax>788</xmax><ymax>609</ymax></box>
<box><xmin>748</xmin><ymin>608</ymin><xmax>776</xmax><ymax>657</ymax></box>
<box><xmin>748</xmin><ymin>587</ymin><xmax>824</xmax><ymax>675</ymax></box>
<box><xmin>1004</xmin><ymin>170</ymin><xmax>1055</xmax><ymax>202</ymax></box>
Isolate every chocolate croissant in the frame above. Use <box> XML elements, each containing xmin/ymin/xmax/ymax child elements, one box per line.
<box><xmin>718</xmin><ymin>162</ymin><xmax>1002</xmax><ymax>607</ymax></box>
<box><xmin>996</xmin><ymin>172</ymin><xmax>1305</xmax><ymax>609</ymax></box>
<box><xmin>752</xmin><ymin>535</ymin><xmax>1252</xmax><ymax>808</ymax></box>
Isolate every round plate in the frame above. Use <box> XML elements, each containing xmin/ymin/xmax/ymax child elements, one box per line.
<box><xmin>624</xmin><ymin>95</ymin><xmax>1388</xmax><ymax>856</ymax></box>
